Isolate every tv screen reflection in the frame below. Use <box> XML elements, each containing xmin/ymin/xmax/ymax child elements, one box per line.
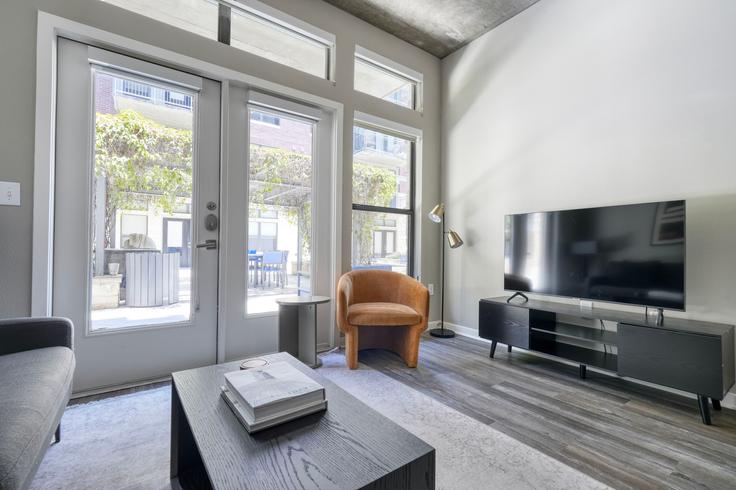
<box><xmin>504</xmin><ymin>201</ymin><xmax>685</xmax><ymax>310</ymax></box>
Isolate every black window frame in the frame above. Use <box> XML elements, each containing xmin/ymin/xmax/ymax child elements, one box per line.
<box><xmin>351</xmin><ymin>125</ymin><xmax>415</xmax><ymax>277</ymax></box>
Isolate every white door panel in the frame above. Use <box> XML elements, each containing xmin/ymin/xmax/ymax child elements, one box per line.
<box><xmin>53</xmin><ymin>39</ymin><xmax>220</xmax><ymax>392</ymax></box>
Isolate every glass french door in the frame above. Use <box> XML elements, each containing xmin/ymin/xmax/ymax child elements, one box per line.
<box><xmin>53</xmin><ymin>39</ymin><xmax>220</xmax><ymax>392</ymax></box>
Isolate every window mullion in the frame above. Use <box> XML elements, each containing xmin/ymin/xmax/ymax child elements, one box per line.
<box><xmin>352</xmin><ymin>204</ymin><xmax>412</xmax><ymax>215</ymax></box>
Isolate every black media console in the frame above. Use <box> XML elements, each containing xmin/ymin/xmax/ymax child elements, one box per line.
<box><xmin>479</xmin><ymin>296</ymin><xmax>735</xmax><ymax>425</ymax></box>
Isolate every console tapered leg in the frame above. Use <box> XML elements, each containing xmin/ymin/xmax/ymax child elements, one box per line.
<box><xmin>579</xmin><ymin>364</ymin><xmax>587</xmax><ymax>379</ymax></box>
<box><xmin>698</xmin><ymin>395</ymin><xmax>712</xmax><ymax>425</ymax></box>
<box><xmin>490</xmin><ymin>341</ymin><xmax>497</xmax><ymax>359</ymax></box>
<box><xmin>712</xmin><ymin>398</ymin><xmax>722</xmax><ymax>411</ymax></box>
<box><xmin>54</xmin><ymin>424</ymin><xmax>60</xmax><ymax>444</ymax></box>
<box><xmin>507</xmin><ymin>345</ymin><xmax>512</xmax><ymax>353</ymax></box>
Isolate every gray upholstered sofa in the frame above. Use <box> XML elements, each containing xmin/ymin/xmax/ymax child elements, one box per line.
<box><xmin>0</xmin><ymin>318</ymin><xmax>75</xmax><ymax>490</ymax></box>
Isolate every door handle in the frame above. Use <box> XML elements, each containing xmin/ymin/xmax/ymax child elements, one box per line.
<box><xmin>196</xmin><ymin>239</ymin><xmax>217</xmax><ymax>250</ymax></box>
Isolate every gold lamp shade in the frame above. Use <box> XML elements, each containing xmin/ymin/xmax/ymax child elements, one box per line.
<box><xmin>428</xmin><ymin>203</ymin><xmax>444</xmax><ymax>223</ymax></box>
<box><xmin>447</xmin><ymin>230</ymin><xmax>464</xmax><ymax>249</ymax></box>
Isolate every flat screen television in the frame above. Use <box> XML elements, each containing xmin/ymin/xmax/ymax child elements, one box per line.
<box><xmin>504</xmin><ymin>200</ymin><xmax>685</xmax><ymax>310</ymax></box>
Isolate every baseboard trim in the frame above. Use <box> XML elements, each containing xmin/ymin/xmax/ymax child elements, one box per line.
<box><xmin>426</xmin><ymin>321</ymin><xmax>488</xmax><ymax>342</ymax></box>
<box><xmin>72</xmin><ymin>375</ymin><xmax>170</xmax><ymax>400</ymax></box>
<box><xmin>439</xmin><ymin>321</ymin><xmax>485</xmax><ymax>340</ymax></box>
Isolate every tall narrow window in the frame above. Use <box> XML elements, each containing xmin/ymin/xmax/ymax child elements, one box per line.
<box><xmin>351</xmin><ymin>125</ymin><xmax>414</xmax><ymax>275</ymax></box>
<box><xmin>354</xmin><ymin>47</ymin><xmax>422</xmax><ymax>110</ymax></box>
<box><xmin>247</xmin><ymin>107</ymin><xmax>315</xmax><ymax>314</ymax></box>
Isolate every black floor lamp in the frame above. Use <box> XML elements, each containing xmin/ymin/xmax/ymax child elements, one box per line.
<box><xmin>428</xmin><ymin>203</ymin><xmax>464</xmax><ymax>338</ymax></box>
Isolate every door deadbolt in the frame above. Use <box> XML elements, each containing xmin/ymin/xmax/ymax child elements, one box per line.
<box><xmin>205</xmin><ymin>213</ymin><xmax>219</xmax><ymax>231</ymax></box>
<box><xmin>206</xmin><ymin>201</ymin><xmax>217</xmax><ymax>211</ymax></box>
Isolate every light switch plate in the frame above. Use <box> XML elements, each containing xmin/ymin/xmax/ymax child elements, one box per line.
<box><xmin>0</xmin><ymin>181</ymin><xmax>20</xmax><ymax>206</ymax></box>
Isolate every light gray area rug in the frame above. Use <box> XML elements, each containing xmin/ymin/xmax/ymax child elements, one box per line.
<box><xmin>32</xmin><ymin>353</ymin><xmax>608</xmax><ymax>489</ymax></box>
<box><xmin>32</xmin><ymin>385</ymin><xmax>173</xmax><ymax>490</ymax></box>
<box><xmin>317</xmin><ymin>353</ymin><xmax>608</xmax><ymax>490</ymax></box>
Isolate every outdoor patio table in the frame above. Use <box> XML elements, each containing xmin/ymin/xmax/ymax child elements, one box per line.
<box><xmin>247</xmin><ymin>253</ymin><xmax>263</xmax><ymax>286</ymax></box>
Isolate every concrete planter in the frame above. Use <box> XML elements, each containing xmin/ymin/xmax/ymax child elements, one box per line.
<box><xmin>91</xmin><ymin>275</ymin><xmax>123</xmax><ymax>310</ymax></box>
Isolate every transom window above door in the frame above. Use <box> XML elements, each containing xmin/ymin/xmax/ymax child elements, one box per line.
<box><xmin>354</xmin><ymin>46</ymin><xmax>423</xmax><ymax>110</ymax></box>
<box><xmin>102</xmin><ymin>0</ymin><xmax>335</xmax><ymax>80</ymax></box>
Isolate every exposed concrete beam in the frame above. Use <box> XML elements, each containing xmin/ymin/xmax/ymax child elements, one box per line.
<box><xmin>323</xmin><ymin>0</ymin><xmax>541</xmax><ymax>58</ymax></box>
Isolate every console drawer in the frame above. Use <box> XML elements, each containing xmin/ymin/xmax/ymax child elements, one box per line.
<box><xmin>479</xmin><ymin>301</ymin><xmax>530</xmax><ymax>349</ymax></box>
<box><xmin>618</xmin><ymin>323</ymin><xmax>723</xmax><ymax>398</ymax></box>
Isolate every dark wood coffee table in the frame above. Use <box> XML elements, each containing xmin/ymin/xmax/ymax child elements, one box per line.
<box><xmin>170</xmin><ymin>352</ymin><xmax>435</xmax><ymax>489</ymax></box>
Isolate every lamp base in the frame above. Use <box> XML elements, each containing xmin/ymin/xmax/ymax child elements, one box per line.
<box><xmin>429</xmin><ymin>327</ymin><xmax>455</xmax><ymax>338</ymax></box>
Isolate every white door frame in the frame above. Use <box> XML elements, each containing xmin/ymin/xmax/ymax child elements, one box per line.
<box><xmin>32</xmin><ymin>12</ymin><xmax>344</xmax><ymax>362</ymax></box>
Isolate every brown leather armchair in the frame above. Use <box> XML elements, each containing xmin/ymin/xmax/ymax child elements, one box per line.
<box><xmin>337</xmin><ymin>270</ymin><xmax>430</xmax><ymax>369</ymax></box>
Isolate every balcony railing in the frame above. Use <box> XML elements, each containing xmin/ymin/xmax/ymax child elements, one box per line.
<box><xmin>114</xmin><ymin>78</ymin><xmax>192</xmax><ymax>110</ymax></box>
<box><xmin>164</xmin><ymin>90</ymin><xmax>193</xmax><ymax>109</ymax></box>
<box><xmin>119</xmin><ymin>79</ymin><xmax>151</xmax><ymax>99</ymax></box>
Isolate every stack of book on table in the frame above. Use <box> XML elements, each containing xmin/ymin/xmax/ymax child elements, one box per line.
<box><xmin>221</xmin><ymin>361</ymin><xmax>327</xmax><ymax>433</ymax></box>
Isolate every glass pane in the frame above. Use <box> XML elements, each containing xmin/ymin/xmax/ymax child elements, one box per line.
<box><xmin>231</xmin><ymin>7</ymin><xmax>329</xmax><ymax>79</ymax></box>
<box><xmin>121</xmin><ymin>214</ymin><xmax>148</xmax><ymax>244</ymax></box>
<box><xmin>90</xmin><ymin>70</ymin><xmax>194</xmax><ymax>331</ymax></box>
<box><xmin>166</xmin><ymin>221</ymin><xmax>184</xmax><ymax>248</ymax></box>
<box><xmin>354</xmin><ymin>57</ymin><xmax>414</xmax><ymax>108</ymax></box>
<box><xmin>352</xmin><ymin>211</ymin><xmax>409</xmax><ymax>275</ymax></box>
<box><xmin>248</xmin><ymin>108</ymin><xmax>314</xmax><ymax>314</ymax></box>
<box><xmin>352</xmin><ymin>126</ymin><xmax>411</xmax><ymax>209</ymax></box>
<box><xmin>102</xmin><ymin>0</ymin><xmax>218</xmax><ymax>40</ymax></box>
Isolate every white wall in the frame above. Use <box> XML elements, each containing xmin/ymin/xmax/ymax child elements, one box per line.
<box><xmin>0</xmin><ymin>0</ymin><xmax>442</xmax><ymax>334</ymax></box>
<box><xmin>441</xmin><ymin>0</ymin><xmax>736</xmax><ymax>333</ymax></box>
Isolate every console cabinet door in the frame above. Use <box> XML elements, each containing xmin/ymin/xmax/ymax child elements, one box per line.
<box><xmin>479</xmin><ymin>301</ymin><xmax>529</xmax><ymax>349</ymax></box>
<box><xmin>618</xmin><ymin>323</ymin><xmax>723</xmax><ymax>398</ymax></box>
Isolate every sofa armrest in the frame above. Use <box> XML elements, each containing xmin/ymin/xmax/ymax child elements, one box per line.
<box><xmin>0</xmin><ymin>317</ymin><xmax>74</xmax><ymax>356</ymax></box>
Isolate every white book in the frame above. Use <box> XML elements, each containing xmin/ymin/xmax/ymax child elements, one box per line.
<box><xmin>221</xmin><ymin>387</ymin><xmax>327</xmax><ymax>433</ymax></box>
<box><xmin>223</xmin><ymin>362</ymin><xmax>325</xmax><ymax>421</ymax></box>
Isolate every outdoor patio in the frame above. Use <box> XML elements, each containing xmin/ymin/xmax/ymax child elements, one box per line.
<box><xmin>90</xmin><ymin>266</ymin><xmax>310</xmax><ymax>330</ymax></box>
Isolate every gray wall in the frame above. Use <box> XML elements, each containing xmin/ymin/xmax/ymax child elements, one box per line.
<box><xmin>441</xmin><ymin>0</ymin><xmax>736</xmax><ymax>331</ymax></box>
<box><xmin>0</xmin><ymin>0</ymin><xmax>441</xmax><ymax>321</ymax></box>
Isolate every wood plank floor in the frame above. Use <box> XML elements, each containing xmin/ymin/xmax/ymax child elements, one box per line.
<box><xmin>358</xmin><ymin>334</ymin><xmax>736</xmax><ymax>490</ymax></box>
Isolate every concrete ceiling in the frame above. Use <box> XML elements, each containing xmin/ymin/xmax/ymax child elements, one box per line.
<box><xmin>323</xmin><ymin>0</ymin><xmax>540</xmax><ymax>58</ymax></box>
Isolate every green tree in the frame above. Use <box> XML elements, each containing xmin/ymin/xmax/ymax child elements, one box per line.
<box><xmin>249</xmin><ymin>145</ymin><xmax>313</xmax><ymax>271</ymax></box>
<box><xmin>94</xmin><ymin>110</ymin><xmax>192</xmax><ymax>247</ymax></box>
<box><xmin>351</xmin><ymin>162</ymin><xmax>397</xmax><ymax>265</ymax></box>
<box><xmin>248</xmin><ymin>146</ymin><xmax>397</xmax><ymax>267</ymax></box>
<box><xmin>94</xmin><ymin>110</ymin><xmax>398</xmax><ymax>270</ymax></box>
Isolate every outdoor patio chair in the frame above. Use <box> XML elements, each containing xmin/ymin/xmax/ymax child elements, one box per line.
<box><xmin>262</xmin><ymin>250</ymin><xmax>286</xmax><ymax>288</ymax></box>
<box><xmin>279</xmin><ymin>251</ymin><xmax>289</xmax><ymax>287</ymax></box>
<box><xmin>248</xmin><ymin>250</ymin><xmax>261</xmax><ymax>287</ymax></box>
